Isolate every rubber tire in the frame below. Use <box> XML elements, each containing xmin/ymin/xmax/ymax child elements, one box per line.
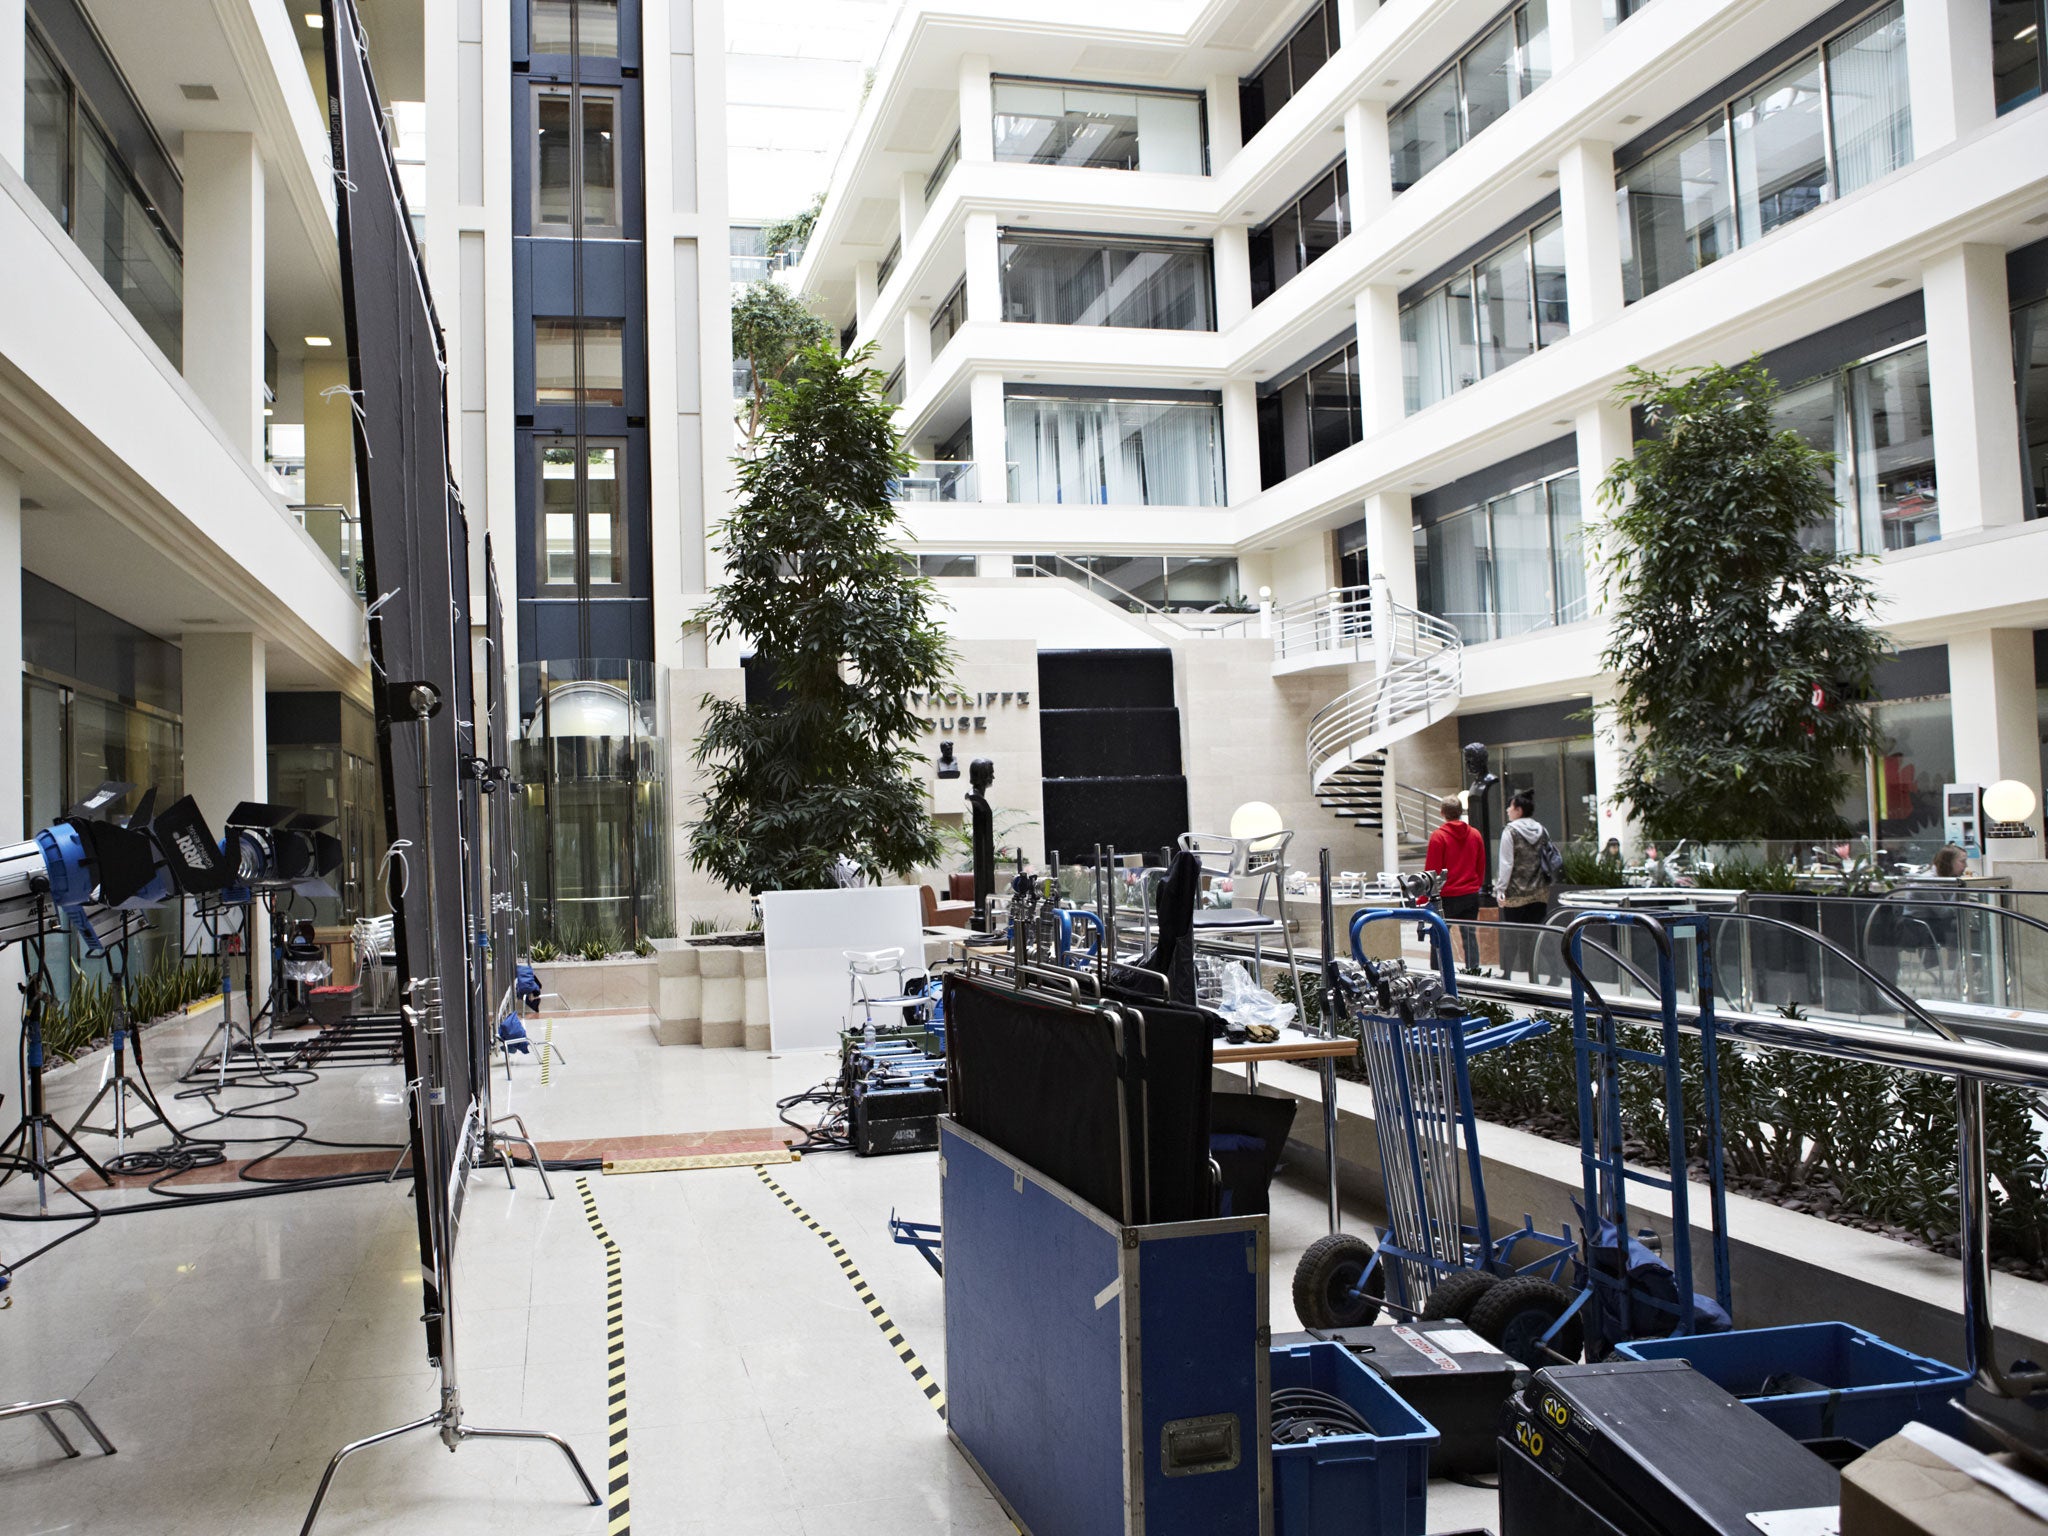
<box><xmin>1420</xmin><ymin>1269</ymin><xmax>1500</xmax><ymax>1323</ymax></box>
<box><xmin>1467</xmin><ymin>1275</ymin><xmax>1585</xmax><ymax>1363</ymax></box>
<box><xmin>1292</xmin><ymin>1233</ymin><xmax>1385</xmax><ymax>1329</ymax></box>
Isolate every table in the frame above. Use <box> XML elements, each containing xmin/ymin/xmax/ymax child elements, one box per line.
<box><xmin>1214</xmin><ymin>1024</ymin><xmax>1356</xmax><ymax>1233</ymax></box>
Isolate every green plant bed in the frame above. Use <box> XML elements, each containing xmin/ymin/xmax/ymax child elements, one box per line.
<box><xmin>41</xmin><ymin>952</ymin><xmax>225</xmax><ymax>1063</ymax></box>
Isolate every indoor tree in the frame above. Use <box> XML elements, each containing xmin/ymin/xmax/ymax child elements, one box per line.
<box><xmin>730</xmin><ymin>278</ymin><xmax>831</xmax><ymax>445</ymax></box>
<box><xmin>690</xmin><ymin>340</ymin><xmax>953</xmax><ymax>893</ymax></box>
<box><xmin>1595</xmin><ymin>360</ymin><xmax>1888</xmax><ymax>843</ymax></box>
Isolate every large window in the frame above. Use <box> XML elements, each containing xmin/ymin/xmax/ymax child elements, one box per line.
<box><xmin>1015</xmin><ymin>554</ymin><xmax>1242</xmax><ymax>610</ymax></box>
<box><xmin>24</xmin><ymin>26</ymin><xmax>183</xmax><ymax>368</ymax></box>
<box><xmin>1257</xmin><ymin>340</ymin><xmax>1360</xmax><ymax>487</ymax></box>
<box><xmin>925</xmin><ymin>132</ymin><xmax>962</xmax><ymax>203</ymax></box>
<box><xmin>1402</xmin><ymin>214</ymin><xmax>1566</xmax><ymax>412</ymax></box>
<box><xmin>1240</xmin><ymin>0</ymin><xmax>1344</xmax><ymax>140</ymax></box>
<box><xmin>538</xmin><ymin>441</ymin><xmax>626</xmax><ymax>591</ymax></box>
<box><xmin>1249</xmin><ymin>162</ymin><xmax>1350</xmax><ymax>305</ymax></box>
<box><xmin>1390</xmin><ymin>1</ymin><xmax>1551</xmax><ymax>192</ymax></box>
<box><xmin>999</xmin><ymin>236</ymin><xmax>1215</xmax><ymax>330</ymax></box>
<box><xmin>531</xmin><ymin>0</ymin><xmax>620</xmax><ymax>56</ymax></box>
<box><xmin>535</xmin><ymin>318</ymin><xmax>625</xmax><ymax>405</ymax></box>
<box><xmin>1006</xmin><ymin>396</ymin><xmax>1225</xmax><ymax>505</ymax></box>
<box><xmin>929</xmin><ymin>280</ymin><xmax>968</xmax><ymax>353</ymax></box>
<box><xmin>1995</xmin><ymin>1</ymin><xmax>2047</xmax><ymax>112</ymax></box>
<box><xmin>534</xmin><ymin>86</ymin><xmax>620</xmax><ymax>234</ymax></box>
<box><xmin>1773</xmin><ymin>340</ymin><xmax>1938</xmax><ymax>552</ymax></box>
<box><xmin>991</xmin><ymin>80</ymin><xmax>1205</xmax><ymax>175</ymax></box>
<box><xmin>2018</xmin><ymin>296</ymin><xmax>2048</xmax><ymax>521</ymax></box>
<box><xmin>877</xmin><ymin>237</ymin><xmax>902</xmax><ymax>290</ymax></box>
<box><xmin>1414</xmin><ymin>470</ymin><xmax>1586</xmax><ymax>642</ymax></box>
<box><xmin>1619</xmin><ymin>4</ymin><xmax>1910</xmax><ymax>302</ymax></box>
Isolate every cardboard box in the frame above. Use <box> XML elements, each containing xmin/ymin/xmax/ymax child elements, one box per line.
<box><xmin>1841</xmin><ymin>1425</ymin><xmax>2048</xmax><ymax>1536</ymax></box>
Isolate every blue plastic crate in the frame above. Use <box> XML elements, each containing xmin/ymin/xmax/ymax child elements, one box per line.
<box><xmin>1270</xmin><ymin>1341</ymin><xmax>1437</xmax><ymax>1536</ymax></box>
<box><xmin>1613</xmin><ymin>1321</ymin><xmax>1970</xmax><ymax>1446</ymax></box>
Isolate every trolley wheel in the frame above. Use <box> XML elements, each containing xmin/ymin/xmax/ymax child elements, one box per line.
<box><xmin>1467</xmin><ymin>1275</ymin><xmax>1584</xmax><ymax>1363</ymax></box>
<box><xmin>1419</xmin><ymin>1269</ymin><xmax>1500</xmax><ymax>1323</ymax></box>
<box><xmin>1292</xmin><ymin>1233</ymin><xmax>1384</xmax><ymax>1329</ymax></box>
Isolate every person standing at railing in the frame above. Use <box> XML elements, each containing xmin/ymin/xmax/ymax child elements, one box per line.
<box><xmin>1497</xmin><ymin>790</ymin><xmax>1561</xmax><ymax>983</ymax></box>
<box><xmin>1425</xmin><ymin>796</ymin><xmax>1486</xmax><ymax>973</ymax></box>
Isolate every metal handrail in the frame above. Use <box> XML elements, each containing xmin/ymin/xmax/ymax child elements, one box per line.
<box><xmin>1306</xmin><ymin>643</ymin><xmax>1463</xmax><ymax>789</ymax></box>
<box><xmin>1274</xmin><ymin>584</ymin><xmax>1374</xmax><ymax>661</ymax></box>
<box><xmin>1017</xmin><ymin>555</ymin><xmax>1256</xmax><ymax>637</ymax></box>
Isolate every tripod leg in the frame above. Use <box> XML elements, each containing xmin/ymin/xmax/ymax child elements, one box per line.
<box><xmin>458</xmin><ymin>1425</ymin><xmax>601</xmax><ymax>1505</ymax></box>
<box><xmin>299</xmin><ymin>1414</ymin><xmax>442</xmax><ymax>1536</ymax></box>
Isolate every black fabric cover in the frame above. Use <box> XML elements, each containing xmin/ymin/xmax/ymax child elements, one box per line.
<box><xmin>1209</xmin><ymin>1092</ymin><xmax>1298</xmax><ymax>1217</ymax></box>
<box><xmin>1113</xmin><ymin>849</ymin><xmax>1201</xmax><ymax>1007</ymax></box>
<box><xmin>945</xmin><ymin>974</ymin><xmax>1214</xmax><ymax>1225</ymax></box>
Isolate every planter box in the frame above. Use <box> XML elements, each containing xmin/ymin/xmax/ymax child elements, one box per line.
<box><xmin>529</xmin><ymin>956</ymin><xmax>657</xmax><ymax>1014</ymax></box>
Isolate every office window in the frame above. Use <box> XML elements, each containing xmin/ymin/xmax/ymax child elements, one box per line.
<box><xmin>1620</xmin><ymin>4</ymin><xmax>1910</xmax><ymax>301</ymax></box>
<box><xmin>534</xmin><ymin>319</ymin><xmax>625</xmax><ymax>405</ymax></box>
<box><xmin>538</xmin><ymin>441</ymin><xmax>625</xmax><ymax>590</ymax></box>
<box><xmin>999</xmin><ymin>237</ymin><xmax>1215</xmax><ymax>330</ymax></box>
<box><xmin>531</xmin><ymin>0</ymin><xmax>620</xmax><ymax>56</ymax></box>
<box><xmin>1994</xmin><ymin>1</ymin><xmax>2047</xmax><ymax>113</ymax></box>
<box><xmin>929</xmin><ymin>281</ymin><xmax>968</xmax><ymax>353</ymax></box>
<box><xmin>24</xmin><ymin>24</ymin><xmax>183</xmax><ymax>368</ymax></box>
<box><xmin>877</xmin><ymin>237</ymin><xmax>902</xmax><ymax>291</ymax></box>
<box><xmin>2017</xmin><ymin>296</ymin><xmax>2048</xmax><ymax>521</ymax></box>
<box><xmin>991</xmin><ymin>80</ymin><xmax>1205</xmax><ymax>175</ymax></box>
<box><xmin>534</xmin><ymin>86</ymin><xmax>620</xmax><ymax>233</ymax></box>
<box><xmin>1006</xmin><ymin>396</ymin><xmax>1224</xmax><ymax>505</ymax></box>
<box><xmin>1016</xmin><ymin>554</ymin><xmax>1241</xmax><ymax>609</ymax></box>
<box><xmin>1389</xmin><ymin>1</ymin><xmax>1551</xmax><ymax>191</ymax></box>
<box><xmin>883</xmin><ymin>365</ymin><xmax>905</xmax><ymax>407</ymax></box>
<box><xmin>1240</xmin><ymin>0</ymin><xmax>1343</xmax><ymax>140</ymax></box>
<box><xmin>1772</xmin><ymin>340</ymin><xmax>1937</xmax><ymax>553</ymax></box>
<box><xmin>925</xmin><ymin>132</ymin><xmax>962</xmax><ymax>203</ymax></box>
<box><xmin>1249</xmin><ymin>163</ymin><xmax>1350</xmax><ymax>304</ymax></box>
<box><xmin>1414</xmin><ymin>470</ymin><xmax>1585</xmax><ymax>643</ymax></box>
<box><xmin>1257</xmin><ymin>340</ymin><xmax>1360</xmax><ymax>487</ymax></box>
<box><xmin>917</xmin><ymin>554</ymin><xmax>980</xmax><ymax>578</ymax></box>
<box><xmin>1401</xmin><ymin>214</ymin><xmax>1567</xmax><ymax>411</ymax></box>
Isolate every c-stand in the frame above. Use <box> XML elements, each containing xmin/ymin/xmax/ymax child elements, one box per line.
<box><xmin>0</xmin><ymin>925</ymin><xmax>110</xmax><ymax>1212</ymax></box>
<box><xmin>66</xmin><ymin>938</ymin><xmax>180</xmax><ymax>1160</ymax></box>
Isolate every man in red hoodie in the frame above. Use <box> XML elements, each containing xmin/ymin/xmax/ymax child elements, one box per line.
<box><xmin>1424</xmin><ymin>795</ymin><xmax>1485</xmax><ymax>972</ymax></box>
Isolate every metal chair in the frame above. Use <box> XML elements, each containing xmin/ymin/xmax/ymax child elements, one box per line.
<box><xmin>1175</xmin><ymin>830</ymin><xmax>1304</xmax><ymax>1004</ymax></box>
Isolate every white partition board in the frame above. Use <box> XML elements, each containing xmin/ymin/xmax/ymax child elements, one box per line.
<box><xmin>759</xmin><ymin>886</ymin><xmax>927</xmax><ymax>1053</ymax></box>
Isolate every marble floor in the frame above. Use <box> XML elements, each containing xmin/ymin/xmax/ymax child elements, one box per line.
<box><xmin>1</xmin><ymin>1005</ymin><xmax>1498</xmax><ymax>1534</ymax></box>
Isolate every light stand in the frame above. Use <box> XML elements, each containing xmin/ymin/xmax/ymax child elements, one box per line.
<box><xmin>65</xmin><ymin>938</ymin><xmax>179</xmax><ymax>1160</ymax></box>
<box><xmin>0</xmin><ymin>926</ymin><xmax>111</xmax><ymax>1207</ymax></box>
<box><xmin>180</xmin><ymin>899</ymin><xmax>268</xmax><ymax>1087</ymax></box>
<box><xmin>298</xmin><ymin>685</ymin><xmax>595</xmax><ymax>1536</ymax></box>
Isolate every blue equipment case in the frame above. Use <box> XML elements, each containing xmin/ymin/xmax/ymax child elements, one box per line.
<box><xmin>1269</xmin><ymin>1341</ymin><xmax>1436</xmax><ymax>1536</ymax></box>
<box><xmin>941</xmin><ymin>1118</ymin><xmax>1273</xmax><ymax>1535</ymax></box>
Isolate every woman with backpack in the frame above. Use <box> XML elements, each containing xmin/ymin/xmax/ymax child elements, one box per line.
<box><xmin>1497</xmin><ymin>789</ymin><xmax>1562</xmax><ymax>982</ymax></box>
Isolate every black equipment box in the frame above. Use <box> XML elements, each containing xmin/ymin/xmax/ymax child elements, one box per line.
<box><xmin>1500</xmin><ymin>1359</ymin><xmax>1840</xmax><ymax>1536</ymax></box>
<box><xmin>852</xmin><ymin>1083</ymin><xmax>944</xmax><ymax>1157</ymax></box>
<box><xmin>1274</xmin><ymin>1320</ymin><xmax>1522</xmax><ymax>1476</ymax></box>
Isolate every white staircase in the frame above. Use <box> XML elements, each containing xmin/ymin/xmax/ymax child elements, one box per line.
<box><xmin>1299</xmin><ymin>581</ymin><xmax>1463</xmax><ymax>851</ymax></box>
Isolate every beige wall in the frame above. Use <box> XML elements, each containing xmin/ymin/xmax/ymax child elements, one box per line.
<box><xmin>909</xmin><ymin>637</ymin><xmax>1045</xmax><ymax>884</ymax></box>
<box><xmin>668</xmin><ymin>665</ymin><xmax>752</xmax><ymax>928</ymax></box>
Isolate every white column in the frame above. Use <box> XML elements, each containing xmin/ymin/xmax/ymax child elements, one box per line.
<box><xmin>1213</xmin><ymin>225</ymin><xmax>1252</xmax><ymax>330</ymax></box>
<box><xmin>0</xmin><ymin>0</ymin><xmax>24</xmax><ymax>174</ymax></box>
<box><xmin>181</xmin><ymin>133</ymin><xmax>267</xmax><ymax>465</ymax></box>
<box><xmin>1548</xmin><ymin>0</ymin><xmax>1609</xmax><ymax>71</ymax></box>
<box><xmin>898</xmin><ymin>170</ymin><xmax>925</xmax><ymax>250</ymax></box>
<box><xmin>1207</xmin><ymin>74</ymin><xmax>1244</xmax><ymax>173</ymax></box>
<box><xmin>0</xmin><ymin>459</ymin><xmax>23</xmax><ymax>1122</ymax></box>
<box><xmin>903</xmin><ymin>307</ymin><xmax>933</xmax><ymax>394</ymax></box>
<box><xmin>1222</xmin><ymin>378</ymin><xmax>1261</xmax><ymax>504</ymax></box>
<box><xmin>1904</xmin><ymin>0</ymin><xmax>1996</xmax><ymax>151</ymax></box>
<box><xmin>1335</xmin><ymin>0</ymin><xmax>1369</xmax><ymax>42</ymax></box>
<box><xmin>853</xmin><ymin>260</ymin><xmax>879</xmax><ymax>336</ymax></box>
<box><xmin>181</xmin><ymin>631</ymin><xmax>269</xmax><ymax>996</ymax></box>
<box><xmin>1948</xmin><ymin>629</ymin><xmax>2044</xmax><ymax>865</ymax></box>
<box><xmin>1924</xmin><ymin>243</ymin><xmax>2026</xmax><ymax>536</ymax></box>
<box><xmin>958</xmin><ymin>54</ymin><xmax>994</xmax><ymax>164</ymax></box>
<box><xmin>1342</xmin><ymin>103</ymin><xmax>1394</xmax><ymax>230</ymax></box>
<box><xmin>1590</xmin><ymin>684</ymin><xmax>1638</xmax><ymax>859</ymax></box>
<box><xmin>1356</xmin><ymin>285</ymin><xmax>1405</xmax><ymax>436</ymax></box>
<box><xmin>1575</xmin><ymin>398</ymin><xmax>1634</xmax><ymax>599</ymax></box>
<box><xmin>1362</xmin><ymin>490</ymin><xmax>1415</xmax><ymax>609</ymax></box>
<box><xmin>963</xmin><ymin>211</ymin><xmax>1001</xmax><ymax>323</ymax></box>
<box><xmin>1559</xmin><ymin>139</ymin><xmax>1625</xmax><ymax>332</ymax></box>
<box><xmin>970</xmin><ymin>370</ymin><xmax>1009</xmax><ymax>505</ymax></box>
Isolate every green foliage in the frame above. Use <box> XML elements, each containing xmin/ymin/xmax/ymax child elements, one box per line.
<box><xmin>42</xmin><ymin>951</ymin><xmax>223</xmax><ymax>1061</ymax></box>
<box><xmin>731</xmin><ymin>279</ymin><xmax>832</xmax><ymax>443</ymax></box>
<box><xmin>633</xmin><ymin>937</ymin><xmax>655</xmax><ymax>959</ymax></box>
<box><xmin>1707</xmin><ymin>854</ymin><xmax>1801</xmax><ymax>893</ymax></box>
<box><xmin>935</xmin><ymin>807</ymin><xmax>1040</xmax><ymax>867</ymax></box>
<box><xmin>1560</xmin><ymin>840</ymin><xmax>1629</xmax><ymax>888</ymax></box>
<box><xmin>688</xmin><ymin>915</ymin><xmax>719</xmax><ymax>936</ymax></box>
<box><xmin>1597</xmin><ymin>361</ymin><xmax>1888</xmax><ymax>843</ymax></box>
<box><xmin>529</xmin><ymin>938</ymin><xmax>561</xmax><ymax>963</ymax></box>
<box><xmin>759</xmin><ymin>192</ymin><xmax>823</xmax><ymax>261</ymax></box>
<box><xmin>691</xmin><ymin>341</ymin><xmax>953</xmax><ymax>895</ymax></box>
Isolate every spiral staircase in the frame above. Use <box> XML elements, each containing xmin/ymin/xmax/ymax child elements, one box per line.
<box><xmin>1276</xmin><ymin>581</ymin><xmax>1464</xmax><ymax>858</ymax></box>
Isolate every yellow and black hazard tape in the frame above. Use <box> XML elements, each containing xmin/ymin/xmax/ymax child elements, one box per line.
<box><xmin>576</xmin><ymin>1177</ymin><xmax>631</xmax><ymax>1534</ymax></box>
<box><xmin>539</xmin><ymin>1017</ymin><xmax>556</xmax><ymax>1086</ymax></box>
<box><xmin>753</xmin><ymin>1166</ymin><xmax>945</xmax><ymax>1418</ymax></box>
